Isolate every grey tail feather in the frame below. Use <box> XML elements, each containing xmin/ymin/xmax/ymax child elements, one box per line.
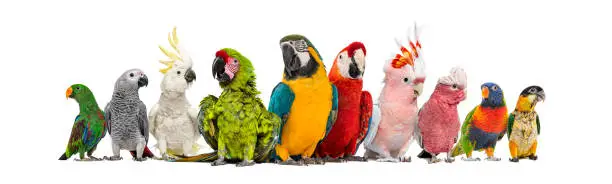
<box><xmin>172</xmin><ymin>152</ymin><xmax>218</xmax><ymax>162</ymax></box>
<box><xmin>417</xmin><ymin>150</ymin><xmax>433</xmax><ymax>159</ymax></box>
<box><xmin>59</xmin><ymin>152</ymin><xmax>68</xmax><ymax>160</ymax></box>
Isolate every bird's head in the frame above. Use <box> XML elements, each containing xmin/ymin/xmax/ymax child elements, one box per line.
<box><xmin>279</xmin><ymin>34</ymin><xmax>323</xmax><ymax>80</ymax></box>
<box><xmin>480</xmin><ymin>82</ymin><xmax>505</xmax><ymax>108</ymax></box>
<box><xmin>330</xmin><ymin>42</ymin><xmax>367</xmax><ymax>80</ymax></box>
<box><xmin>516</xmin><ymin>85</ymin><xmax>545</xmax><ymax>112</ymax></box>
<box><xmin>212</xmin><ymin>48</ymin><xmax>255</xmax><ymax>89</ymax></box>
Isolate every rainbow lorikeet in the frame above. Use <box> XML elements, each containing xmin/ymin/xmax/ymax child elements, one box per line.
<box><xmin>451</xmin><ymin>82</ymin><xmax>508</xmax><ymax>161</ymax></box>
<box><xmin>315</xmin><ymin>42</ymin><xmax>372</xmax><ymax>162</ymax></box>
<box><xmin>508</xmin><ymin>86</ymin><xmax>545</xmax><ymax>162</ymax></box>
<box><xmin>59</xmin><ymin>84</ymin><xmax>107</xmax><ymax>161</ymax></box>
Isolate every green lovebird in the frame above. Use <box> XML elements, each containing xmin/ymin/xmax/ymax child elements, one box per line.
<box><xmin>59</xmin><ymin>84</ymin><xmax>107</xmax><ymax>161</ymax></box>
<box><xmin>175</xmin><ymin>48</ymin><xmax>280</xmax><ymax>167</ymax></box>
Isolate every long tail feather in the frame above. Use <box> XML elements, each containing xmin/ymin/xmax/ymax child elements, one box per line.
<box><xmin>172</xmin><ymin>152</ymin><xmax>218</xmax><ymax>162</ymax></box>
<box><xmin>129</xmin><ymin>146</ymin><xmax>155</xmax><ymax>158</ymax></box>
<box><xmin>451</xmin><ymin>144</ymin><xmax>464</xmax><ymax>157</ymax></box>
<box><xmin>59</xmin><ymin>152</ymin><xmax>68</xmax><ymax>160</ymax></box>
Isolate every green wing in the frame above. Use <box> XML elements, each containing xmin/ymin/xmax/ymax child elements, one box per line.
<box><xmin>461</xmin><ymin>106</ymin><xmax>477</xmax><ymax>135</ymax></box>
<box><xmin>536</xmin><ymin>114</ymin><xmax>540</xmax><ymax>134</ymax></box>
<box><xmin>507</xmin><ymin>112</ymin><xmax>515</xmax><ymax>140</ymax></box>
<box><xmin>65</xmin><ymin>115</ymin><xmax>85</xmax><ymax>158</ymax></box>
<box><xmin>198</xmin><ymin>95</ymin><xmax>219</xmax><ymax>150</ymax></box>
<box><xmin>254</xmin><ymin>99</ymin><xmax>281</xmax><ymax>163</ymax></box>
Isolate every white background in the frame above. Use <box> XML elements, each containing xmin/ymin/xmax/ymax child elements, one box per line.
<box><xmin>0</xmin><ymin>0</ymin><xmax>608</xmax><ymax>183</ymax></box>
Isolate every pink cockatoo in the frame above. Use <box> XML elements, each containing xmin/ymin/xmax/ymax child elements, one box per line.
<box><xmin>363</xmin><ymin>25</ymin><xmax>426</xmax><ymax>162</ymax></box>
<box><xmin>415</xmin><ymin>67</ymin><xmax>467</xmax><ymax>163</ymax></box>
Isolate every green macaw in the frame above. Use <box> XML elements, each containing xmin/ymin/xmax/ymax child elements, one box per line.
<box><xmin>59</xmin><ymin>84</ymin><xmax>107</xmax><ymax>161</ymax></box>
<box><xmin>175</xmin><ymin>48</ymin><xmax>280</xmax><ymax>167</ymax></box>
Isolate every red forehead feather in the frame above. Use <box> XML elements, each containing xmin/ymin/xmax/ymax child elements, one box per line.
<box><xmin>346</xmin><ymin>42</ymin><xmax>366</xmax><ymax>58</ymax></box>
<box><xmin>215</xmin><ymin>50</ymin><xmax>229</xmax><ymax>63</ymax></box>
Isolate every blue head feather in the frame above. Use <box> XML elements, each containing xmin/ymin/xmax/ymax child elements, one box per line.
<box><xmin>480</xmin><ymin>82</ymin><xmax>505</xmax><ymax>108</ymax></box>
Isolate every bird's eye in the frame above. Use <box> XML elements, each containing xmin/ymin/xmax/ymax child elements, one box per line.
<box><xmin>403</xmin><ymin>78</ymin><xmax>409</xmax><ymax>83</ymax></box>
<box><xmin>129</xmin><ymin>73</ymin><xmax>134</xmax><ymax>77</ymax></box>
<box><xmin>529</xmin><ymin>88</ymin><xmax>536</xmax><ymax>93</ymax></box>
<box><xmin>76</xmin><ymin>87</ymin><xmax>80</xmax><ymax>90</ymax></box>
<box><xmin>234</xmin><ymin>59</ymin><xmax>238</xmax><ymax>64</ymax></box>
<box><xmin>177</xmin><ymin>71</ymin><xmax>181</xmax><ymax>75</ymax></box>
<box><xmin>452</xmin><ymin>84</ymin><xmax>458</xmax><ymax>89</ymax></box>
<box><xmin>289</xmin><ymin>41</ymin><xmax>294</xmax><ymax>45</ymax></box>
<box><xmin>492</xmin><ymin>86</ymin><xmax>498</xmax><ymax>91</ymax></box>
<box><xmin>339</xmin><ymin>55</ymin><xmax>343</xmax><ymax>60</ymax></box>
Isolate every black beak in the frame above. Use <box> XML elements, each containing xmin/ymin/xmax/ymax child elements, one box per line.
<box><xmin>536</xmin><ymin>91</ymin><xmax>546</xmax><ymax>102</ymax></box>
<box><xmin>213</xmin><ymin>57</ymin><xmax>230</xmax><ymax>83</ymax></box>
<box><xmin>348</xmin><ymin>56</ymin><xmax>361</xmax><ymax>79</ymax></box>
<box><xmin>138</xmin><ymin>75</ymin><xmax>148</xmax><ymax>87</ymax></box>
<box><xmin>281</xmin><ymin>43</ymin><xmax>300</xmax><ymax>75</ymax></box>
<box><xmin>185</xmin><ymin>68</ymin><xmax>196</xmax><ymax>83</ymax></box>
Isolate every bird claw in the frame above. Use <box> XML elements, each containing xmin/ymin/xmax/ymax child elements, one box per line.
<box><xmin>399</xmin><ymin>156</ymin><xmax>411</xmax><ymax>162</ymax></box>
<box><xmin>444</xmin><ymin>157</ymin><xmax>455</xmax><ymax>163</ymax></box>
<box><xmin>236</xmin><ymin>160</ymin><xmax>255</xmax><ymax>167</ymax></box>
<box><xmin>485</xmin><ymin>156</ymin><xmax>501</xmax><ymax>161</ymax></box>
<box><xmin>461</xmin><ymin>157</ymin><xmax>481</xmax><ymax>161</ymax></box>
<box><xmin>133</xmin><ymin>157</ymin><xmax>147</xmax><ymax>162</ymax></box>
<box><xmin>509</xmin><ymin>158</ymin><xmax>519</xmax><ymax>162</ymax></box>
<box><xmin>323</xmin><ymin>156</ymin><xmax>343</xmax><ymax>163</ymax></box>
<box><xmin>528</xmin><ymin>155</ymin><xmax>538</xmax><ymax>160</ymax></box>
<box><xmin>302</xmin><ymin>157</ymin><xmax>323</xmax><ymax>165</ymax></box>
<box><xmin>276</xmin><ymin>159</ymin><xmax>303</xmax><ymax>166</ymax></box>
<box><xmin>211</xmin><ymin>159</ymin><xmax>226</xmax><ymax>166</ymax></box>
<box><xmin>428</xmin><ymin>157</ymin><xmax>441</xmax><ymax>164</ymax></box>
<box><xmin>104</xmin><ymin>156</ymin><xmax>123</xmax><ymax>161</ymax></box>
<box><xmin>376</xmin><ymin>158</ymin><xmax>399</xmax><ymax>162</ymax></box>
<box><xmin>344</xmin><ymin>156</ymin><xmax>367</xmax><ymax>162</ymax></box>
<box><xmin>88</xmin><ymin>156</ymin><xmax>103</xmax><ymax>161</ymax></box>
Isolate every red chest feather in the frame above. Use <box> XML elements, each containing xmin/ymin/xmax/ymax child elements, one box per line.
<box><xmin>472</xmin><ymin>106</ymin><xmax>508</xmax><ymax>133</ymax></box>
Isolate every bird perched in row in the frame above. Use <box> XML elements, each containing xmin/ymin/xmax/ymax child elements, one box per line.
<box><xmin>363</xmin><ymin>25</ymin><xmax>426</xmax><ymax>162</ymax></box>
<box><xmin>148</xmin><ymin>27</ymin><xmax>199</xmax><ymax>160</ymax></box>
<box><xmin>105</xmin><ymin>69</ymin><xmax>154</xmax><ymax>161</ymax></box>
<box><xmin>508</xmin><ymin>86</ymin><xmax>545</xmax><ymax>162</ymax></box>
<box><xmin>451</xmin><ymin>82</ymin><xmax>507</xmax><ymax>161</ymax></box>
<box><xmin>268</xmin><ymin>34</ymin><xmax>338</xmax><ymax>165</ymax></box>
<box><xmin>416</xmin><ymin>67</ymin><xmax>467</xmax><ymax>163</ymax></box>
<box><xmin>59</xmin><ymin>84</ymin><xmax>107</xmax><ymax>161</ymax></box>
<box><xmin>177</xmin><ymin>48</ymin><xmax>280</xmax><ymax>167</ymax></box>
<box><xmin>315</xmin><ymin>42</ymin><xmax>372</xmax><ymax>162</ymax></box>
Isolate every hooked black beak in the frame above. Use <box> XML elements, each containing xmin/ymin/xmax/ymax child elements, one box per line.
<box><xmin>138</xmin><ymin>75</ymin><xmax>148</xmax><ymax>87</ymax></box>
<box><xmin>185</xmin><ymin>68</ymin><xmax>196</xmax><ymax>83</ymax></box>
<box><xmin>348</xmin><ymin>56</ymin><xmax>361</xmax><ymax>79</ymax></box>
<box><xmin>536</xmin><ymin>91</ymin><xmax>546</xmax><ymax>102</ymax></box>
<box><xmin>212</xmin><ymin>57</ymin><xmax>230</xmax><ymax>83</ymax></box>
<box><xmin>281</xmin><ymin>43</ymin><xmax>300</xmax><ymax>74</ymax></box>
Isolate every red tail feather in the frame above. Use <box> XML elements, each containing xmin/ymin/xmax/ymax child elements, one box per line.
<box><xmin>129</xmin><ymin>146</ymin><xmax>155</xmax><ymax>158</ymax></box>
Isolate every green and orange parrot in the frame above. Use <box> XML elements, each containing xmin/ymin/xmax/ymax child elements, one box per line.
<box><xmin>451</xmin><ymin>82</ymin><xmax>507</xmax><ymax>161</ymax></box>
<box><xmin>508</xmin><ymin>86</ymin><xmax>545</xmax><ymax>162</ymax></box>
<box><xmin>59</xmin><ymin>84</ymin><xmax>107</xmax><ymax>161</ymax></box>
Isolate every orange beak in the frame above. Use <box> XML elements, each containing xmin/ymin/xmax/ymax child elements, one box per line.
<box><xmin>66</xmin><ymin>87</ymin><xmax>73</xmax><ymax>99</ymax></box>
<box><xmin>481</xmin><ymin>87</ymin><xmax>489</xmax><ymax>99</ymax></box>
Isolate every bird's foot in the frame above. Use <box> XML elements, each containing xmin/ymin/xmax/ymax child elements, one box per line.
<box><xmin>376</xmin><ymin>158</ymin><xmax>399</xmax><ymax>162</ymax></box>
<box><xmin>236</xmin><ymin>160</ymin><xmax>255</xmax><ymax>167</ymax></box>
<box><xmin>461</xmin><ymin>157</ymin><xmax>481</xmax><ymax>161</ymax></box>
<box><xmin>302</xmin><ymin>157</ymin><xmax>323</xmax><ymax>165</ymax></box>
<box><xmin>399</xmin><ymin>156</ymin><xmax>411</xmax><ymax>162</ymax></box>
<box><xmin>74</xmin><ymin>158</ymin><xmax>93</xmax><ymax>162</ymax></box>
<box><xmin>104</xmin><ymin>156</ymin><xmax>123</xmax><ymax>161</ymax></box>
<box><xmin>428</xmin><ymin>157</ymin><xmax>441</xmax><ymax>164</ymax></box>
<box><xmin>87</xmin><ymin>156</ymin><xmax>103</xmax><ymax>161</ymax></box>
<box><xmin>211</xmin><ymin>158</ymin><xmax>226</xmax><ymax>166</ymax></box>
<box><xmin>509</xmin><ymin>158</ymin><xmax>519</xmax><ymax>162</ymax></box>
<box><xmin>344</xmin><ymin>156</ymin><xmax>367</xmax><ymax>162</ymax></box>
<box><xmin>444</xmin><ymin>156</ymin><xmax>455</xmax><ymax>163</ymax></box>
<box><xmin>276</xmin><ymin>159</ymin><xmax>304</xmax><ymax>166</ymax></box>
<box><xmin>485</xmin><ymin>156</ymin><xmax>501</xmax><ymax>161</ymax></box>
<box><xmin>528</xmin><ymin>155</ymin><xmax>538</xmax><ymax>160</ymax></box>
<box><xmin>133</xmin><ymin>157</ymin><xmax>147</xmax><ymax>162</ymax></box>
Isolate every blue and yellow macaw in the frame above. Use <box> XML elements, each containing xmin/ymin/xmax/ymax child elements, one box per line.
<box><xmin>268</xmin><ymin>34</ymin><xmax>338</xmax><ymax>165</ymax></box>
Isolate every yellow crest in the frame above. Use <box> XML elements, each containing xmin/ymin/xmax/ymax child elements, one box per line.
<box><xmin>158</xmin><ymin>27</ymin><xmax>182</xmax><ymax>74</ymax></box>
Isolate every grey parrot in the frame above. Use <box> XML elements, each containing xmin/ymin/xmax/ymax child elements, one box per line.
<box><xmin>104</xmin><ymin>68</ymin><xmax>155</xmax><ymax>161</ymax></box>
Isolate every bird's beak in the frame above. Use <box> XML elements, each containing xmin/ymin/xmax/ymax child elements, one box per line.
<box><xmin>537</xmin><ymin>90</ymin><xmax>546</xmax><ymax>102</ymax></box>
<box><xmin>482</xmin><ymin>87</ymin><xmax>489</xmax><ymax>99</ymax></box>
<box><xmin>348</xmin><ymin>56</ymin><xmax>361</xmax><ymax>79</ymax></box>
<box><xmin>213</xmin><ymin>56</ymin><xmax>230</xmax><ymax>83</ymax></box>
<box><xmin>65</xmin><ymin>87</ymin><xmax>73</xmax><ymax>99</ymax></box>
<box><xmin>281</xmin><ymin>42</ymin><xmax>300</xmax><ymax>74</ymax></box>
<box><xmin>138</xmin><ymin>75</ymin><xmax>148</xmax><ymax>87</ymax></box>
<box><xmin>185</xmin><ymin>68</ymin><xmax>196</xmax><ymax>83</ymax></box>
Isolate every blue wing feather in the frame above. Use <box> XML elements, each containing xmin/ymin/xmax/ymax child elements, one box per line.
<box><xmin>268</xmin><ymin>82</ymin><xmax>295</xmax><ymax>145</ymax></box>
<box><xmin>324</xmin><ymin>84</ymin><xmax>338</xmax><ymax>138</ymax></box>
